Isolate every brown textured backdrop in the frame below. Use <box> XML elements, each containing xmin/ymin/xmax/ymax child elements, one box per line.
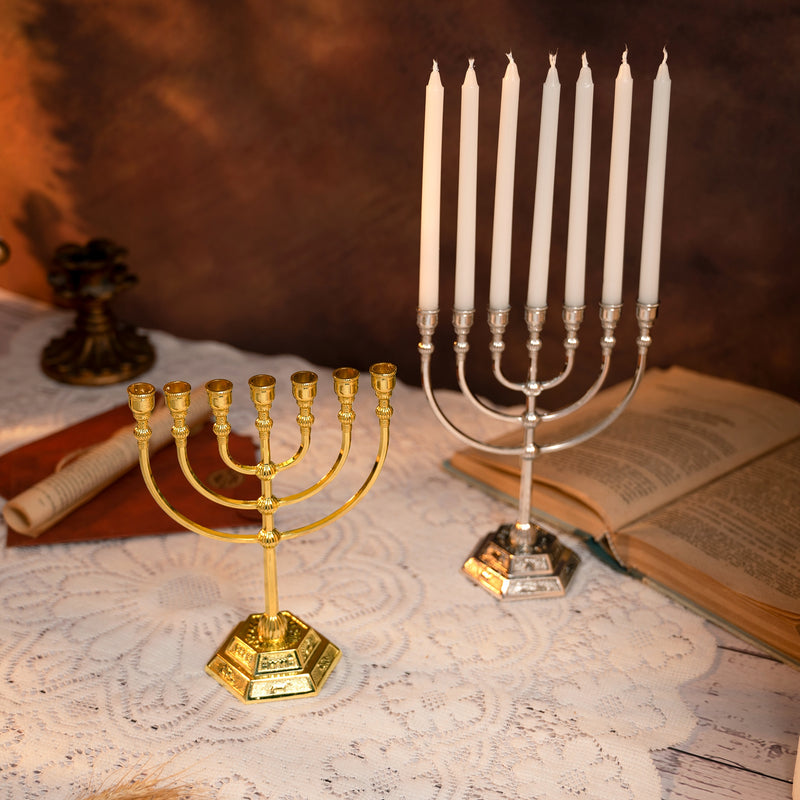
<box><xmin>0</xmin><ymin>1</ymin><xmax>798</xmax><ymax>403</ymax></box>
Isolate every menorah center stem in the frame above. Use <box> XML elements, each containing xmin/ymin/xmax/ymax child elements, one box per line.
<box><xmin>257</xmin><ymin>613</ymin><xmax>288</xmax><ymax>643</ymax></box>
<box><xmin>259</xmin><ymin>538</ymin><xmax>282</xmax><ymax>624</ymax></box>
<box><xmin>509</xmin><ymin>521</ymin><xmax>535</xmax><ymax>552</ymax></box>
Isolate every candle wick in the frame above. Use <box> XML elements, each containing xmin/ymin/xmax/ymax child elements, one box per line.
<box><xmin>661</xmin><ymin>46</ymin><xmax>668</xmax><ymax>64</ymax></box>
<box><xmin>622</xmin><ymin>46</ymin><xmax>628</xmax><ymax>64</ymax></box>
<box><xmin>432</xmin><ymin>59</ymin><xmax>439</xmax><ymax>72</ymax></box>
<box><xmin>549</xmin><ymin>52</ymin><xmax>557</xmax><ymax>68</ymax></box>
<box><xmin>468</xmin><ymin>57</ymin><xmax>475</xmax><ymax>70</ymax></box>
<box><xmin>581</xmin><ymin>51</ymin><xmax>588</xmax><ymax>68</ymax></box>
<box><xmin>506</xmin><ymin>51</ymin><xmax>514</xmax><ymax>64</ymax></box>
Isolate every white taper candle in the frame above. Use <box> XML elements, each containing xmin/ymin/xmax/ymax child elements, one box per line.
<box><xmin>419</xmin><ymin>60</ymin><xmax>444</xmax><ymax>312</ymax></box>
<box><xmin>601</xmin><ymin>48</ymin><xmax>634</xmax><ymax>306</ymax></box>
<box><xmin>527</xmin><ymin>53</ymin><xmax>561</xmax><ymax>309</ymax></box>
<box><xmin>564</xmin><ymin>52</ymin><xmax>594</xmax><ymax>308</ymax></box>
<box><xmin>454</xmin><ymin>59</ymin><xmax>480</xmax><ymax>312</ymax></box>
<box><xmin>488</xmin><ymin>53</ymin><xmax>520</xmax><ymax>310</ymax></box>
<box><xmin>638</xmin><ymin>48</ymin><xmax>671</xmax><ymax>305</ymax></box>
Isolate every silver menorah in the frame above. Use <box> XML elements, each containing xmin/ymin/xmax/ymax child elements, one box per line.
<box><xmin>416</xmin><ymin>51</ymin><xmax>670</xmax><ymax>599</ymax></box>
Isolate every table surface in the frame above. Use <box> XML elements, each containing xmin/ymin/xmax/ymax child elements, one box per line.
<box><xmin>1</xmin><ymin>290</ymin><xmax>798</xmax><ymax>800</ymax></box>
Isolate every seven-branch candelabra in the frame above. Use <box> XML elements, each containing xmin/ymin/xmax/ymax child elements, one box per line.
<box><xmin>128</xmin><ymin>363</ymin><xmax>396</xmax><ymax>702</ymax></box>
<box><xmin>417</xmin><ymin>50</ymin><xmax>670</xmax><ymax>598</ymax></box>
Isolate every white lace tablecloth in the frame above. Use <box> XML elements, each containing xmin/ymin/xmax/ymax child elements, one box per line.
<box><xmin>0</xmin><ymin>302</ymin><xmax>717</xmax><ymax>799</ymax></box>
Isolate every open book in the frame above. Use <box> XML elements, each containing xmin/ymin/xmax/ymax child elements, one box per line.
<box><xmin>446</xmin><ymin>367</ymin><xmax>800</xmax><ymax>666</ymax></box>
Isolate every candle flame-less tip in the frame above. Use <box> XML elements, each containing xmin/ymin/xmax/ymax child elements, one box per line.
<box><xmin>506</xmin><ymin>51</ymin><xmax>515</xmax><ymax>64</ymax></box>
<box><xmin>549</xmin><ymin>52</ymin><xmax>557</xmax><ymax>68</ymax></box>
<box><xmin>622</xmin><ymin>46</ymin><xmax>629</xmax><ymax>64</ymax></box>
<box><xmin>581</xmin><ymin>51</ymin><xmax>588</xmax><ymax>68</ymax></box>
<box><xmin>662</xmin><ymin>46</ymin><xmax>668</xmax><ymax>64</ymax></box>
<box><xmin>468</xmin><ymin>57</ymin><xmax>475</xmax><ymax>69</ymax></box>
<box><xmin>432</xmin><ymin>59</ymin><xmax>439</xmax><ymax>72</ymax></box>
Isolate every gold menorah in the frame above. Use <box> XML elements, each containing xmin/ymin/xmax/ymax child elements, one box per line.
<box><xmin>127</xmin><ymin>362</ymin><xmax>396</xmax><ymax>703</ymax></box>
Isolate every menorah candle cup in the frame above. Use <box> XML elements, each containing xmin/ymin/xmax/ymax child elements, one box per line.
<box><xmin>163</xmin><ymin>380</ymin><xmax>192</xmax><ymax>413</ymax></box>
<box><xmin>333</xmin><ymin>366</ymin><xmax>359</xmax><ymax>399</ymax></box>
<box><xmin>370</xmin><ymin>362</ymin><xmax>398</xmax><ymax>396</ymax></box>
<box><xmin>248</xmin><ymin>374</ymin><xmax>275</xmax><ymax>407</ymax></box>
<box><xmin>290</xmin><ymin>370</ymin><xmax>318</xmax><ymax>406</ymax></box>
<box><xmin>206</xmin><ymin>378</ymin><xmax>234</xmax><ymax>412</ymax></box>
<box><xmin>128</xmin><ymin>381</ymin><xmax>156</xmax><ymax>415</ymax></box>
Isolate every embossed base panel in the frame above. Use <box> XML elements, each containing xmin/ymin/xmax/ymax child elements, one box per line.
<box><xmin>462</xmin><ymin>526</ymin><xmax>580</xmax><ymax>600</ymax></box>
<box><xmin>205</xmin><ymin>611</ymin><xmax>341</xmax><ymax>703</ymax></box>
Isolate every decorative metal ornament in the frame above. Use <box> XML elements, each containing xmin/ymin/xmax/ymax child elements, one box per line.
<box><xmin>42</xmin><ymin>239</ymin><xmax>154</xmax><ymax>385</ymax></box>
<box><xmin>128</xmin><ymin>363</ymin><xmax>396</xmax><ymax>702</ymax></box>
<box><xmin>418</xmin><ymin>301</ymin><xmax>658</xmax><ymax>600</ymax></box>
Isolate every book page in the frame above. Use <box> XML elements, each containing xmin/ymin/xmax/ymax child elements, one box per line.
<box><xmin>457</xmin><ymin>367</ymin><xmax>800</xmax><ymax>533</ymax></box>
<box><xmin>617</xmin><ymin>438</ymin><xmax>800</xmax><ymax>615</ymax></box>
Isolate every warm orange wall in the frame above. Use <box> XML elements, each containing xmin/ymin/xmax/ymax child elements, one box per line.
<box><xmin>0</xmin><ymin>2</ymin><xmax>87</xmax><ymax>299</ymax></box>
<box><xmin>1</xmin><ymin>1</ymin><xmax>798</xmax><ymax>401</ymax></box>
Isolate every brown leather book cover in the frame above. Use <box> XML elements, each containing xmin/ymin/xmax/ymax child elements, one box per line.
<box><xmin>0</xmin><ymin>403</ymin><xmax>262</xmax><ymax>547</ymax></box>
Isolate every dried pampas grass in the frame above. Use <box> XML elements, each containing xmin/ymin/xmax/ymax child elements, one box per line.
<box><xmin>73</xmin><ymin>762</ymin><xmax>211</xmax><ymax>800</ymax></box>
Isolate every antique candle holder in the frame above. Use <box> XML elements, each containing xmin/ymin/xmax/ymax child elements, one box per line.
<box><xmin>418</xmin><ymin>302</ymin><xmax>657</xmax><ymax>599</ymax></box>
<box><xmin>417</xmin><ymin>51</ymin><xmax>669</xmax><ymax>600</ymax></box>
<box><xmin>128</xmin><ymin>362</ymin><xmax>396</xmax><ymax>702</ymax></box>
<box><xmin>43</xmin><ymin>239</ymin><xmax>154</xmax><ymax>385</ymax></box>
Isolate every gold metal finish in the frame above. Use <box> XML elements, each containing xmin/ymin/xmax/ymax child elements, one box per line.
<box><xmin>206</xmin><ymin>611</ymin><xmax>341</xmax><ymax>702</ymax></box>
<box><xmin>128</xmin><ymin>362</ymin><xmax>396</xmax><ymax>702</ymax></box>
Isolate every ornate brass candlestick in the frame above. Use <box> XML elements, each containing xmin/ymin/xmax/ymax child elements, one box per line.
<box><xmin>128</xmin><ymin>362</ymin><xmax>396</xmax><ymax>702</ymax></box>
<box><xmin>43</xmin><ymin>239</ymin><xmax>154</xmax><ymax>385</ymax></box>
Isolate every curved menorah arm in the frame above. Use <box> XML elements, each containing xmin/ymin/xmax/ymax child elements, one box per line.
<box><xmin>539</xmin><ymin>303</ymin><xmax>622</xmax><ymax>423</ymax></box>
<box><xmin>161</xmin><ymin>380</ymin><xmax>260</xmax><ymax>510</ymax></box>
<box><xmin>272</xmin><ymin>370</ymin><xmax>318</xmax><ymax>473</ymax></box>
<box><xmin>213</xmin><ymin>437</ymin><xmax>257</xmax><ymax>475</ymax></box>
<box><xmin>210</xmin><ymin>372</ymin><xmax>315</xmax><ymax>481</ymax></box>
<box><xmin>486</xmin><ymin>306</ymin><xmax>583</xmax><ymax>395</ymax></box>
<box><xmin>540</xmin><ymin>355</ymin><xmax>612</xmax><ymax>424</ymax></box>
<box><xmin>456</xmin><ymin>358</ymin><xmax>523</xmax><ymax>423</ymax></box>
<box><xmin>418</xmin><ymin>308</ymin><xmax>526</xmax><ymax>456</ymax></box>
<box><xmin>421</xmin><ymin>352</ymin><xmax>526</xmax><ymax>457</ymax></box>
<box><xmin>127</xmin><ymin>382</ymin><xmax>258</xmax><ymax>544</ymax></box>
<box><xmin>211</xmin><ymin>373</ymin><xmax>314</xmax><ymax>477</ymax></box>
<box><xmin>538</xmin><ymin>358</ymin><xmax>644</xmax><ymax>455</ymax></box>
<box><xmin>536</xmin><ymin>350</ymin><xmax>576</xmax><ymax>394</ymax></box>
<box><xmin>174</xmin><ymin>443</ymin><xmax>261</xmax><ymax>510</ymax></box>
<box><xmin>448</xmin><ymin>309</ymin><xmax>524</xmax><ymax>424</ymax></box>
<box><xmin>535</xmin><ymin>305</ymin><xmax>585</xmax><ymax>393</ymax></box>
<box><xmin>205</xmin><ymin>378</ymin><xmax>259</xmax><ymax>476</ymax></box>
<box><xmin>278</xmin><ymin>434</ymin><xmax>351</xmax><ymax>508</ymax></box>
<box><xmin>273</xmin><ymin>436</ymin><xmax>310</xmax><ymax>472</ymax></box>
<box><xmin>538</xmin><ymin>303</ymin><xmax>658</xmax><ymax>454</ymax></box>
<box><xmin>486</xmin><ymin>307</ymin><xmax>528</xmax><ymax>393</ymax></box>
<box><xmin>280</xmin><ymin>363</ymin><xmax>398</xmax><ymax>540</ymax></box>
<box><xmin>279</xmin><ymin>367</ymin><xmax>359</xmax><ymax>508</ymax></box>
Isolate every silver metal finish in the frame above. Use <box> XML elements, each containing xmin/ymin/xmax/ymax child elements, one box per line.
<box><xmin>417</xmin><ymin>300</ymin><xmax>659</xmax><ymax>600</ymax></box>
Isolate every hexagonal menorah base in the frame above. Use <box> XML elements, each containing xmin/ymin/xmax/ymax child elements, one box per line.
<box><xmin>462</xmin><ymin>524</ymin><xmax>580</xmax><ymax>600</ymax></box>
<box><xmin>205</xmin><ymin>611</ymin><xmax>341</xmax><ymax>703</ymax></box>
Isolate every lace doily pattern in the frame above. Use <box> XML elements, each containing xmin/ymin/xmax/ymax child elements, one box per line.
<box><xmin>0</xmin><ymin>314</ymin><xmax>717</xmax><ymax>798</ymax></box>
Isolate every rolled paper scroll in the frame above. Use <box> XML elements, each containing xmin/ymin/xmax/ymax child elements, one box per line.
<box><xmin>2</xmin><ymin>389</ymin><xmax>208</xmax><ymax>538</ymax></box>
